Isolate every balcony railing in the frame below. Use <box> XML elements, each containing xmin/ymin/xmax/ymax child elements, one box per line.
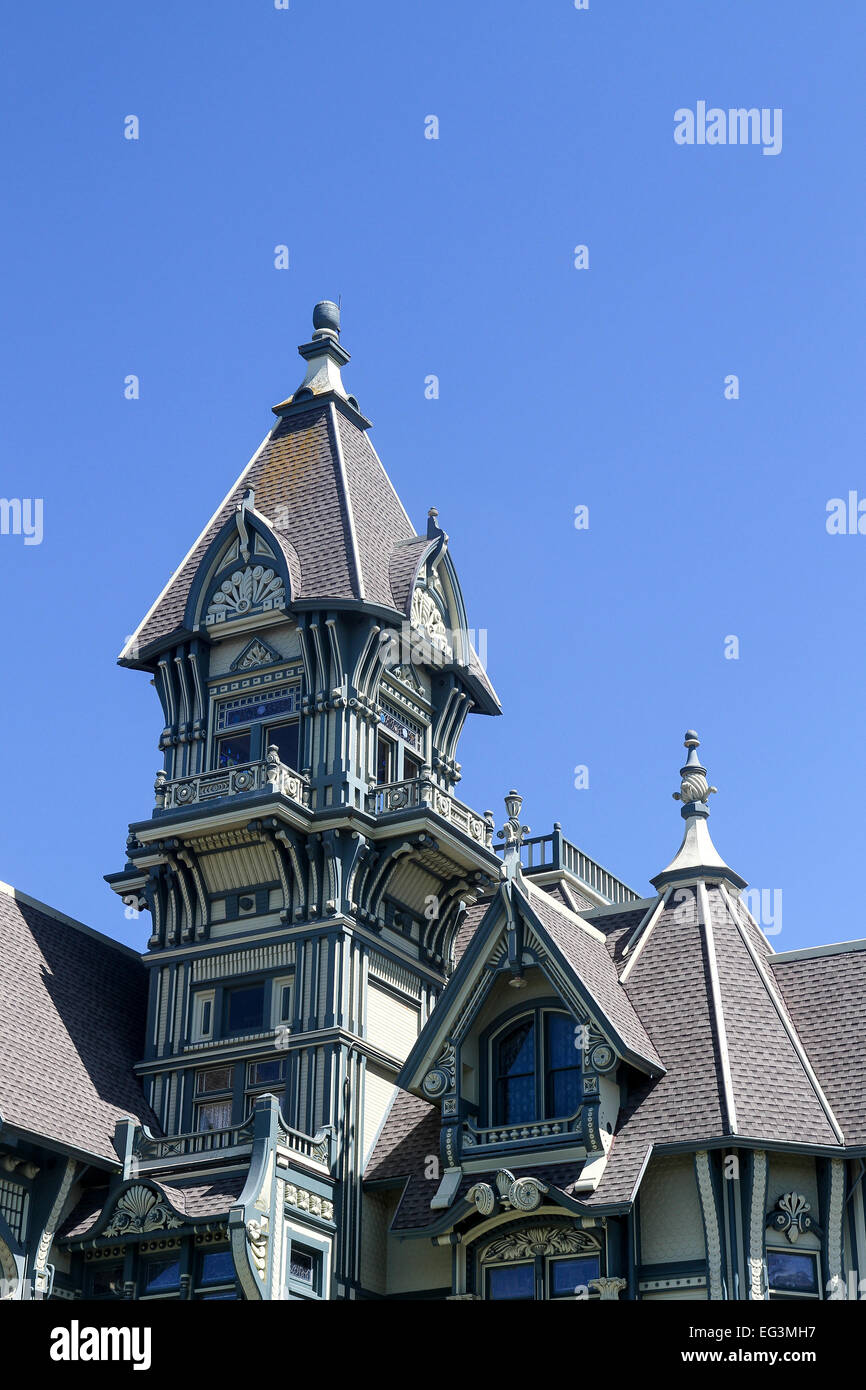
<box><xmin>463</xmin><ymin>1109</ymin><xmax>582</xmax><ymax>1150</ymax></box>
<box><xmin>131</xmin><ymin>1115</ymin><xmax>332</xmax><ymax>1172</ymax></box>
<box><xmin>494</xmin><ymin>829</ymin><xmax>640</xmax><ymax>905</ymax></box>
<box><xmin>367</xmin><ymin>777</ymin><xmax>494</xmax><ymax>849</ymax></box>
<box><xmin>154</xmin><ymin>753</ymin><xmax>310</xmax><ymax>816</ymax></box>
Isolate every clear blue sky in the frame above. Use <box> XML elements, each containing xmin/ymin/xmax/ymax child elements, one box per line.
<box><xmin>1</xmin><ymin>2</ymin><xmax>864</xmax><ymax>953</ymax></box>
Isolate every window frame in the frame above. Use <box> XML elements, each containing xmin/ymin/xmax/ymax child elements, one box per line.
<box><xmin>486</xmin><ymin>1004</ymin><xmax>582</xmax><ymax>1128</ymax></box>
<box><xmin>766</xmin><ymin>1247</ymin><xmax>822</xmax><ymax>1300</ymax></box>
<box><xmin>210</xmin><ymin>683</ymin><xmax>301</xmax><ymax>772</ymax></box>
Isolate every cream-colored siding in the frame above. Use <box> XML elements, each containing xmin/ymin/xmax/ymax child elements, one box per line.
<box><xmin>362</xmin><ymin>1063</ymin><xmax>397</xmax><ymax>1163</ymax></box>
<box><xmin>640</xmin><ymin>1154</ymin><xmax>706</xmax><ymax>1264</ymax></box>
<box><xmin>366</xmin><ymin>982</ymin><xmax>420</xmax><ymax>1060</ymax></box>
<box><xmin>386</xmin><ymin>1231</ymin><xmax>451</xmax><ymax>1295</ymax></box>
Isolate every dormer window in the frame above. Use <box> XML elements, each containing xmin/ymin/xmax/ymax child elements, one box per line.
<box><xmin>212</xmin><ymin>683</ymin><xmax>300</xmax><ymax>771</ymax></box>
<box><xmin>491</xmin><ymin>1010</ymin><xmax>581</xmax><ymax>1126</ymax></box>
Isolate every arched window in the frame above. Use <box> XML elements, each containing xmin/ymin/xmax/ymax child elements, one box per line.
<box><xmin>491</xmin><ymin>1009</ymin><xmax>582</xmax><ymax>1126</ymax></box>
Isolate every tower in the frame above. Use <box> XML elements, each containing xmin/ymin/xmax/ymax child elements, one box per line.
<box><xmin>106</xmin><ymin>301</ymin><xmax>503</xmax><ymax>1296</ymax></box>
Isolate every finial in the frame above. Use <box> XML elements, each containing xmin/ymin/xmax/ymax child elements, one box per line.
<box><xmin>498</xmin><ymin>790</ymin><xmax>530</xmax><ymax>851</ymax></box>
<box><xmin>672</xmin><ymin>730</ymin><xmax>717</xmax><ymax>818</ymax></box>
<box><xmin>312</xmin><ymin>299</ymin><xmax>341</xmax><ymax>340</ymax></box>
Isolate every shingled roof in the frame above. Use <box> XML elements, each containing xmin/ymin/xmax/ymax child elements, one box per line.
<box><xmin>0</xmin><ymin>883</ymin><xmax>156</xmax><ymax>1164</ymax></box>
<box><xmin>770</xmin><ymin>944</ymin><xmax>866</xmax><ymax>1146</ymax></box>
<box><xmin>119</xmin><ymin>304</ymin><xmax>500</xmax><ymax>713</ymax></box>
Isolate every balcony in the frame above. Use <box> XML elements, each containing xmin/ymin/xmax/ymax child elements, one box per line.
<box><xmin>154</xmin><ymin>753</ymin><xmax>310</xmax><ymax>816</ymax></box>
<box><xmin>494</xmin><ymin>828</ymin><xmax>640</xmax><ymax>906</ymax></box>
<box><xmin>367</xmin><ymin>777</ymin><xmax>494</xmax><ymax>849</ymax></box>
<box><xmin>125</xmin><ymin>1114</ymin><xmax>332</xmax><ymax>1174</ymax></box>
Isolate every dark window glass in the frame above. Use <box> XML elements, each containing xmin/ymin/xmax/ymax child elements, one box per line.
<box><xmin>90</xmin><ymin>1262</ymin><xmax>124</xmax><ymax>1298</ymax></box>
<box><xmin>403</xmin><ymin>753</ymin><xmax>421</xmax><ymax>782</ymax></box>
<box><xmin>550</xmin><ymin>1255</ymin><xmax>600</xmax><ymax>1298</ymax></box>
<box><xmin>196</xmin><ymin>1066</ymin><xmax>234</xmax><ymax>1094</ymax></box>
<box><xmin>198</xmin><ymin>1250</ymin><xmax>236</xmax><ymax>1286</ymax></box>
<box><xmin>225</xmin><ymin>984</ymin><xmax>264</xmax><ymax>1034</ymax></box>
<box><xmin>201</xmin><ymin>1000</ymin><xmax>212</xmax><ymax>1035</ymax></box>
<box><xmin>267</xmin><ymin>722</ymin><xmax>299</xmax><ymax>770</ymax></box>
<box><xmin>280</xmin><ymin>984</ymin><xmax>291</xmax><ymax>1022</ymax></box>
<box><xmin>768</xmin><ymin>1251</ymin><xmax>819</xmax><ymax>1295</ymax></box>
<box><xmin>218</xmin><ymin>686</ymin><xmax>301</xmax><ymax>730</ymax></box>
<box><xmin>488</xmin><ymin>1264</ymin><xmax>535</xmax><ymax>1301</ymax></box>
<box><xmin>376</xmin><ymin>735</ymin><xmax>393</xmax><ymax>785</ymax></box>
<box><xmin>545</xmin><ymin>1014</ymin><xmax>581</xmax><ymax>1118</ymax></box>
<box><xmin>247</xmin><ymin>1058</ymin><xmax>285</xmax><ymax>1088</ymax></box>
<box><xmin>289</xmin><ymin>1246</ymin><xmax>317</xmax><ymax>1287</ymax></box>
<box><xmin>143</xmin><ymin>1258</ymin><xmax>180</xmax><ymax>1292</ymax></box>
<box><xmin>217</xmin><ymin>733</ymin><xmax>251</xmax><ymax>768</ymax></box>
<box><xmin>494</xmin><ymin>1019</ymin><xmax>536</xmax><ymax>1124</ymax></box>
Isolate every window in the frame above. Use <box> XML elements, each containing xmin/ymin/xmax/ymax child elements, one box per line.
<box><xmin>142</xmin><ymin>1257</ymin><xmax>180</xmax><ymax>1295</ymax></box>
<box><xmin>246</xmin><ymin>1058</ymin><xmax>286</xmax><ymax>1110</ymax></box>
<box><xmin>217</xmin><ymin>732</ymin><xmax>251</xmax><ymax>768</ymax></box>
<box><xmin>88</xmin><ymin>1261</ymin><xmax>125</xmax><ymax>1299</ymax></box>
<box><xmin>494</xmin><ymin>1018</ymin><xmax>536</xmax><ymax>1124</ymax></box>
<box><xmin>545</xmin><ymin>1014</ymin><xmax>582</xmax><ymax>1118</ymax></box>
<box><xmin>194</xmin><ymin>1248</ymin><xmax>237</xmax><ymax>1300</ymax></box>
<box><xmin>403</xmin><ymin>753</ymin><xmax>421</xmax><ymax>782</ymax></box>
<box><xmin>376</xmin><ymin>733</ymin><xmax>394</xmax><ymax>785</ymax></box>
<box><xmin>488</xmin><ymin>1263</ymin><xmax>534</xmax><ymax>1301</ymax></box>
<box><xmin>485</xmin><ymin>1241</ymin><xmax>601</xmax><ymax>1301</ymax></box>
<box><xmin>196</xmin><ymin>1066</ymin><xmax>234</xmax><ymax>1094</ymax></box>
<box><xmin>286</xmin><ymin>1242</ymin><xmax>322</xmax><ymax>1298</ymax></box>
<box><xmin>195</xmin><ymin>1065</ymin><xmax>234</xmax><ymax>1133</ymax></box>
<box><xmin>192</xmin><ymin>990</ymin><xmax>215</xmax><ymax>1043</ymax></box>
<box><xmin>768</xmin><ymin>1249</ymin><xmax>820</xmax><ymax>1299</ymax></box>
<box><xmin>490</xmin><ymin>1009</ymin><xmax>582</xmax><ymax>1126</ymax></box>
<box><xmin>266</xmin><ymin>722</ymin><xmax>299</xmax><ymax>771</ymax></box>
<box><xmin>224</xmin><ymin>983</ymin><xmax>265</xmax><ymax>1035</ymax></box>
<box><xmin>213</xmin><ymin>684</ymin><xmax>301</xmax><ymax>771</ymax></box>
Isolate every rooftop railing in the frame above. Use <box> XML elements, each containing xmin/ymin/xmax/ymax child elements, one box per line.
<box><xmin>494</xmin><ymin>827</ymin><xmax>640</xmax><ymax>905</ymax></box>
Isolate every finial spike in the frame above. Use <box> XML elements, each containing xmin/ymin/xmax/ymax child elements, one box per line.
<box><xmin>672</xmin><ymin>729</ymin><xmax>717</xmax><ymax>817</ymax></box>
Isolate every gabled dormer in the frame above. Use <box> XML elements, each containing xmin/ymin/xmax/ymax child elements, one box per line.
<box><xmin>396</xmin><ymin>794</ymin><xmax>665</xmax><ymax>1197</ymax></box>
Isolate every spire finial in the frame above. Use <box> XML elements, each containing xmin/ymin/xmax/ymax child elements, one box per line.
<box><xmin>497</xmin><ymin>790</ymin><xmax>530</xmax><ymax>878</ymax></box>
<box><xmin>672</xmin><ymin>730</ymin><xmax>718</xmax><ymax>819</ymax></box>
<box><xmin>312</xmin><ymin>299</ymin><xmax>341</xmax><ymax>340</ymax></box>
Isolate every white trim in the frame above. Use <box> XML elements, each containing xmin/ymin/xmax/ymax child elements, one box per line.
<box><xmin>119</xmin><ymin>430</ymin><xmax>273</xmax><ymax>661</ymax></box>
<box><xmin>523</xmin><ymin>879</ymin><xmax>607</xmax><ymax>943</ymax></box>
<box><xmin>698</xmin><ymin>882</ymin><xmax>738</xmax><ymax>1134</ymax></box>
<box><xmin>719</xmin><ymin>884</ymin><xmax>846</xmax><ymax>1145</ymax></box>
<box><xmin>619</xmin><ymin>889</ymin><xmax>670</xmax><ymax>984</ymax></box>
<box><xmin>772</xmin><ymin>938</ymin><xmax>866</xmax><ymax>962</ymax></box>
<box><xmin>328</xmin><ymin>402</ymin><xmax>365</xmax><ymax>601</ymax></box>
<box><xmin>582</xmin><ymin>896</ymin><xmax>656</xmax><ymax>921</ymax></box>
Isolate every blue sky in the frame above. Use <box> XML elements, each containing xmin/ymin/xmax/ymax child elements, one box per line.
<box><xmin>1</xmin><ymin>1</ymin><xmax>864</xmax><ymax>952</ymax></box>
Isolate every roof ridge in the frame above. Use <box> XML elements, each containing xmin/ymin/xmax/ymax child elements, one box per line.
<box><xmin>520</xmin><ymin>878</ymin><xmax>606</xmax><ymax>943</ymax></box>
<box><xmin>0</xmin><ymin>880</ymin><xmax>142</xmax><ymax>960</ymax></box>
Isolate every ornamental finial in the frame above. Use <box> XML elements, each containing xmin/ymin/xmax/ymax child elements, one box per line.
<box><xmin>497</xmin><ymin>790</ymin><xmax>530</xmax><ymax>850</ymax></box>
<box><xmin>672</xmin><ymin>730</ymin><xmax>717</xmax><ymax>817</ymax></box>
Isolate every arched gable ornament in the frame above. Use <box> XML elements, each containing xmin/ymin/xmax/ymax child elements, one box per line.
<box><xmin>480</xmin><ymin>1225</ymin><xmax>600</xmax><ymax>1263</ymax></box>
<box><xmin>410</xmin><ymin>586</ymin><xmax>452</xmax><ymax>662</ymax></box>
<box><xmin>205</xmin><ymin>566</ymin><xmax>286</xmax><ymax>626</ymax></box>
<box><xmin>0</xmin><ymin>1238</ymin><xmax>17</xmax><ymax>1298</ymax></box>
<box><xmin>102</xmin><ymin>1185</ymin><xmax>184</xmax><ymax>1238</ymax></box>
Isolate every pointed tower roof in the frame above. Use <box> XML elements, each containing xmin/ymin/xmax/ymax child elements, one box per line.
<box><xmin>650</xmin><ymin>731</ymin><xmax>746</xmax><ymax>891</ymax></box>
<box><xmin>119</xmin><ymin>301</ymin><xmax>499</xmax><ymax>712</ymax></box>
